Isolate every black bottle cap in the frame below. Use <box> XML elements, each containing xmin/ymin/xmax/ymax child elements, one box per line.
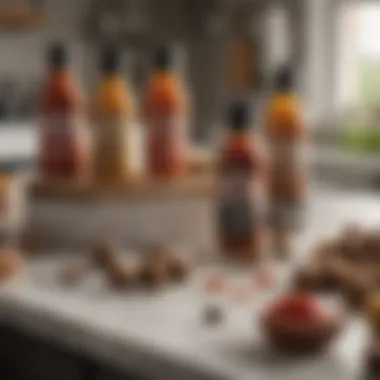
<box><xmin>154</xmin><ymin>45</ymin><xmax>174</xmax><ymax>70</ymax></box>
<box><xmin>101</xmin><ymin>46</ymin><xmax>121</xmax><ymax>74</ymax></box>
<box><xmin>47</xmin><ymin>42</ymin><xmax>68</xmax><ymax>69</ymax></box>
<box><xmin>228</xmin><ymin>101</ymin><xmax>251</xmax><ymax>131</ymax></box>
<box><xmin>275</xmin><ymin>65</ymin><xmax>294</xmax><ymax>92</ymax></box>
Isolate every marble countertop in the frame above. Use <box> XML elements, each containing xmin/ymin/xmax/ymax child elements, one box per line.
<box><xmin>0</xmin><ymin>187</ymin><xmax>379</xmax><ymax>380</ymax></box>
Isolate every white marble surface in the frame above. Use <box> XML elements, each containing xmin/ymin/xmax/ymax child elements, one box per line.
<box><xmin>0</xmin><ymin>187</ymin><xmax>379</xmax><ymax>379</ymax></box>
<box><xmin>0</xmin><ymin>123</ymin><xmax>35</xmax><ymax>162</ymax></box>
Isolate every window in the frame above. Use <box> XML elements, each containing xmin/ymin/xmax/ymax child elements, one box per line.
<box><xmin>333</xmin><ymin>2</ymin><xmax>380</xmax><ymax>152</ymax></box>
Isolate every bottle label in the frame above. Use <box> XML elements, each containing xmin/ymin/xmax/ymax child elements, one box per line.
<box><xmin>147</xmin><ymin>114</ymin><xmax>188</xmax><ymax>172</ymax></box>
<box><xmin>269</xmin><ymin>139</ymin><xmax>306</xmax><ymax>170</ymax></box>
<box><xmin>93</xmin><ymin>115</ymin><xmax>141</xmax><ymax>179</ymax></box>
<box><xmin>40</xmin><ymin>112</ymin><xmax>88</xmax><ymax>175</ymax></box>
<box><xmin>218</xmin><ymin>169</ymin><xmax>259</xmax><ymax>240</ymax></box>
<box><xmin>267</xmin><ymin>137</ymin><xmax>307</xmax><ymax>204</ymax></box>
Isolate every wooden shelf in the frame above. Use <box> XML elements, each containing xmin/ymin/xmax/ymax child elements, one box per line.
<box><xmin>29</xmin><ymin>173</ymin><xmax>216</xmax><ymax>201</ymax></box>
<box><xmin>0</xmin><ymin>9</ymin><xmax>45</xmax><ymax>30</ymax></box>
<box><xmin>28</xmin><ymin>149</ymin><xmax>216</xmax><ymax>201</ymax></box>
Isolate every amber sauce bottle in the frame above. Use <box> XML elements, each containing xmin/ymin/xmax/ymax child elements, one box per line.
<box><xmin>217</xmin><ymin>101</ymin><xmax>265</xmax><ymax>262</ymax></box>
<box><xmin>39</xmin><ymin>43</ymin><xmax>89</xmax><ymax>181</ymax></box>
<box><xmin>91</xmin><ymin>47</ymin><xmax>138</xmax><ymax>185</ymax></box>
<box><xmin>265</xmin><ymin>66</ymin><xmax>307</xmax><ymax>257</ymax></box>
<box><xmin>144</xmin><ymin>45</ymin><xmax>189</xmax><ymax>179</ymax></box>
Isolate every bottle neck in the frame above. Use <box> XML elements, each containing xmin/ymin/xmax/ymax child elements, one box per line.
<box><xmin>154</xmin><ymin>68</ymin><xmax>174</xmax><ymax>77</ymax></box>
<box><xmin>102</xmin><ymin>72</ymin><xmax>121</xmax><ymax>80</ymax></box>
<box><xmin>227</xmin><ymin>129</ymin><xmax>251</xmax><ymax>142</ymax></box>
<box><xmin>49</xmin><ymin>68</ymin><xmax>70</xmax><ymax>82</ymax></box>
<box><xmin>276</xmin><ymin>88</ymin><xmax>295</xmax><ymax>97</ymax></box>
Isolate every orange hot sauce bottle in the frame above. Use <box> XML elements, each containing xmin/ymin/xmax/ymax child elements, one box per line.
<box><xmin>91</xmin><ymin>47</ymin><xmax>137</xmax><ymax>185</ymax></box>
<box><xmin>39</xmin><ymin>43</ymin><xmax>88</xmax><ymax>181</ymax></box>
<box><xmin>265</xmin><ymin>66</ymin><xmax>308</xmax><ymax>256</ymax></box>
<box><xmin>143</xmin><ymin>45</ymin><xmax>189</xmax><ymax>179</ymax></box>
<box><xmin>217</xmin><ymin>101</ymin><xmax>265</xmax><ymax>262</ymax></box>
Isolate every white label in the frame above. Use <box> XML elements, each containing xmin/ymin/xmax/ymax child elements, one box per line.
<box><xmin>268</xmin><ymin>139</ymin><xmax>307</xmax><ymax>179</ymax></box>
<box><xmin>147</xmin><ymin>114</ymin><xmax>188</xmax><ymax>162</ymax></box>
<box><xmin>40</xmin><ymin>112</ymin><xmax>88</xmax><ymax>170</ymax></box>
<box><xmin>93</xmin><ymin>116</ymin><xmax>142</xmax><ymax>177</ymax></box>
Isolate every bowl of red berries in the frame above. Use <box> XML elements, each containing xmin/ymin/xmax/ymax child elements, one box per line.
<box><xmin>261</xmin><ymin>292</ymin><xmax>344</xmax><ymax>354</ymax></box>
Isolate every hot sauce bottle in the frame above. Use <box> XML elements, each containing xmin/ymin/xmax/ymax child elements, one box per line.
<box><xmin>217</xmin><ymin>101</ymin><xmax>265</xmax><ymax>262</ymax></box>
<box><xmin>144</xmin><ymin>45</ymin><xmax>189</xmax><ymax>179</ymax></box>
<box><xmin>39</xmin><ymin>42</ymin><xmax>89</xmax><ymax>181</ymax></box>
<box><xmin>91</xmin><ymin>46</ymin><xmax>139</xmax><ymax>185</ymax></box>
<box><xmin>265</xmin><ymin>66</ymin><xmax>308</xmax><ymax>258</ymax></box>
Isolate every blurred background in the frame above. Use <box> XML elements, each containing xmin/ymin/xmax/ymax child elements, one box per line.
<box><xmin>0</xmin><ymin>0</ymin><xmax>380</xmax><ymax>187</ymax></box>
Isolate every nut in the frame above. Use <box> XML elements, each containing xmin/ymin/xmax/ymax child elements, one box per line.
<box><xmin>108</xmin><ymin>261</ymin><xmax>136</xmax><ymax>289</ymax></box>
<box><xmin>92</xmin><ymin>241</ymin><xmax>118</xmax><ymax>270</ymax></box>
<box><xmin>139</xmin><ymin>261</ymin><xmax>168</xmax><ymax>289</ymax></box>
<box><xmin>167</xmin><ymin>254</ymin><xmax>191</xmax><ymax>282</ymax></box>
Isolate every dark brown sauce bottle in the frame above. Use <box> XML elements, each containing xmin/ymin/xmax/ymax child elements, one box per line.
<box><xmin>217</xmin><ymin>101</ymin><xmax>265</xmax><ymax>262</ymax></box>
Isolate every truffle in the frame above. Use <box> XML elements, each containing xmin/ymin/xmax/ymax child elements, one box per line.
<box><xmin>91</xmin><ymin>241</ymin><xmax>118</xmax><ymax>270</ymax></box>
<box><xmin>338</xmin><ymin>268</ymin><xmax>374</xmax><ymax>309</ymax></box>
<box><xmin>107</xmin><ymin>260</ymin><xmax>136</xmax><ymax>289</ymax></box>
<box><xmin>139</xmin><ymin>260</ymin><xmax>168</xmax><ymax>289</ymax></box>
<box><xmin>338</xmin><ymin>224</ymin><xmax>365</xmax><ymax>261</ymax></box>
<box><xmin>144</xmin><ymin>244</ymin><xmax>170</xmax><ymax>264</ymax></box>
<box><xmin>166</xmin><ymin>254</ymin><xmax>191</xmax><ymax>282</ymax></box>
<box><xmin>293</xmin><ymin>266</ymin><xmax>326</xmax><ymax>292</ymax></box>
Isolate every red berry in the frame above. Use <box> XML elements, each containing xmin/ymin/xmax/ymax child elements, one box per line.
<box><xmin>256</xmin><ymin>269</ymin><xmax>276</xmax><ymax>289</ymax></box>
<box><xmin>203</xmin><ymin>275</ymin><xmax>226</xmax><ymax>294</ymax></box>
<box><xmin>231</xmin><ymin>288</ymin><xmax>251</xmax><ymax>303</ymax></box>
<box><xmin>267</xmin><ymin>294</ymin><xmax>318</xmax><ymax>321</ymax></box>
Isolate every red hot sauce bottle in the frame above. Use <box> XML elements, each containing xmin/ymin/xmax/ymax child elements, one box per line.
<box><xmin>144</xmin><ymin>45</ymin><xmax>189</xmax><ymax>179</ymax></box>
<box><xmin>217</xmin><ymin>101</ymin><xmax>265</xmax><ymax>263</ymax></box>
<box><xmin>39</xmin><ymin>42</ymin><xmax>89</xmax><ymax>181</ymax></box>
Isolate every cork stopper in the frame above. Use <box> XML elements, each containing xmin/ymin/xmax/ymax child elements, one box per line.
<box><xmin>274</xmin><ymin>65</ymin><xmax>294</xmax><ymax>92</ymax></box>
<box><xmin>100</xmin><ymin>46</ymin><xmax>122</xmax><ymax>74</ymax></box>
<box><xmin>154</xmin><ymin>45</ymin><xmax>174</xmax><ymax>70</ymax></box>
<box><xmin>227</xmin><ymin>100</ymin><xmax>252</xmax><ymax>131</ymax></box>
<box><xmin>47</xmin><ymin>42</ymin><xmax>68</xmax><ymax>69</ymax></box>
